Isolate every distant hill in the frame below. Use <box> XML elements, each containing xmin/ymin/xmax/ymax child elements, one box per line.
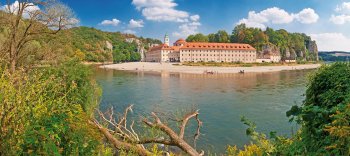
<box><xmin>319</xmin><ymin>51</ymin><xmax>350</xmax><ymax>62</ymax></box>
<box><xmin>60</xmin><ymin>26</ymin><xmax>162</xmax><ymax>62</ymax></box>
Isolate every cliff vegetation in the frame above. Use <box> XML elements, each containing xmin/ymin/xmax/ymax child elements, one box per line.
<box><xmin>186</xmin><ymin>24</ymin><xmax>319</xmax><ymax>61</ymax></box>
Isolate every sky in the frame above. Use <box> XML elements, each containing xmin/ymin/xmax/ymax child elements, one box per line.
<box><xmin>1</xmin><ymin>0</ymin><xmax>350</xmax><ymax>51</ymax></box>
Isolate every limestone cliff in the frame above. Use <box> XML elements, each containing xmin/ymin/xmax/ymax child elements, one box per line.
<box><xmin>307</xmin><ymin>40</ymin><xmax>319</xmax><ymax>61</ymax></box>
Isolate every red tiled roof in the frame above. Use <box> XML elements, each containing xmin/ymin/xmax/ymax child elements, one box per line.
<box><xmin>175</xmin><ymin>38</ymin><xmax>186</xmax><ymax>44</ymax></box>
<box><xmin>181</xmin><ymin>42</ymin><xmax>255</xmax><ymax>50</ymax></box>
<box><xmin>148</xmin><ymin>40</ymin><xmax>256</xmax><ymax>52</ymax></box>
<box><xmin>149</xmin><ymin>44</ymin><xmax>181</xmax><ymax>51</ymax></box>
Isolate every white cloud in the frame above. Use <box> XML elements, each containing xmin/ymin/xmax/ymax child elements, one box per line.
<box><xmin>128</xmin><ymin>19</ymin><xmax>144</xmax><ymax>28</ymax></box>
<box><xmin>141</xmin><ymin>7</ymin><xmax>189</xmax><ymax>22</ymax></box>
<box><xmin>0</xmin><ymin>1</ymin><xmax>40</xmax><ymax>18</ymax></box>
<box><xmin>294</xmin><ymin>8</ymin><xmax>319</xmax><ymax>24</ymax></box>
<box><xmin>238</xmin><ymin>18</ymin><xmax>268</xmax><ymax>29</ymax></box>
<box><xmin>237</xmin><ymin>7</ymin><xmax>319</xmax><ymax>29</ymax></box>
<box><xmin>310</xmin><ymin>33</ymin><xmax>350</xmax><ymax>51</ymax></box>
<box><xmin>331</xmin><ymin>2</ymin><xmax>350</xmax><ymax>25</ymax></box>
<box><xmin>335</xmin><ymin>2</ymin><xmax>350</xmax><ymax>13</ymax></box>
<box><xmin>172</xmin><ymin>20</ymin><xmax>201</xmax><ymax>38</ymax></box>
<box><xmin>330</xmin><ymin>14</ymin><xmax>350</xmax><ymax>24</ymax></box>
<box><xmin>99</xmin><ymin>18</ymin><xmax>120</xmax><ymax>26</ymax></box>
<box><xmin>190</xmin><ymin>15</ymin><xmax>200</xmax><ymax>21</ymax></box>
<box><xmin>131</xmin><ymin>0</ymin><xmax>202</xmax><ymax>38</ymax></box>
<box><xmin>124</xmin><ymin>29</ymin><xmax>137</xmax><ymax>34</ymax></box>
<box><xmin>132</xmin><ymin>0</ymin><xmax>189</xmax><ymax>22</ymax></box>
<box><xmin>132</xmin><ymin>0</ymin><xmax>177</xmax><ymax>10</ymax></box>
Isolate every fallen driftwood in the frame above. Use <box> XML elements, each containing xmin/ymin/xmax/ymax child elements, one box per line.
<box><xmin>92</xmin><ymin>105</ymin><xmax>204</xmax><ymax>156</ymax></box>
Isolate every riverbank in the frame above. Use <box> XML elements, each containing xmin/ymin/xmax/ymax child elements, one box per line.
<box><xmin>100</xmin><ymin>62</ymin><xmax>321</xmax><ymax>74</ymax></box>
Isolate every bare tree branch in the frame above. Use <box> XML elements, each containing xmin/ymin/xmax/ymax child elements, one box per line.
<box><xmin>143</xmin><ymin>111</ymin><xmax>204</xmax><ymax>156</ymax></box>
<box><xmin>94</xmin><ymin>105</ymin><xmax>204</xmax><ymax>156</ymax></box>
<box><xmin>179</xmin><ymin>110</ymin><xmax>200</xmax><ymax>139</ymax></box>
<box><xmin>91</xmin><ymin>120</ymin><xmax>151</xmax><ymax>156</ymax></box>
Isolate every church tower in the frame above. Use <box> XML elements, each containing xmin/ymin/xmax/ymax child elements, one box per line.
<box><xmin>164</xmin><ymin>34</ymin><xmax>170</xmax><ymax>46</ymax></box>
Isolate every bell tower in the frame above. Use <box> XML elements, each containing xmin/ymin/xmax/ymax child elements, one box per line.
<box><xmin>164</xmin><ymin>34</ymin><xmax>170</xmax><ymax>46</ymax></box>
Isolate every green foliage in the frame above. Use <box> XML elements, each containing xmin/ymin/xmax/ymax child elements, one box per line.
<box><xmin>231</xmin><ymin>24</ymin><xmax>268</xmax><ymax>51</ymax></box>
<box><xmin>60</xmin><ymin>26</ymin><xmax>160</xmax><ymax>62</ymax></box>
<box><xmin>188</xmin><ymin>30</ymin><xmax>230</xmax><ymax>43</ymax></box>
<box><xmin>112</xmin><ymin>41</ymin><xmax>140</xmax><ymax>63</ymax></box>
<box><xmin>186</xmin><ymin>33</ymin><xmax>209</xmax><ymax>42</ymax></box>
<box><xmin>0</xmin><ymin>60</ymin><xmax>103</xmax><ymax>155</ymax></box>
<box><xmin>185</xmin><ymin>24</ymin><xmax>318</xmax><ymax>61</ymax></box>
<box><xmin>286</xmin><ymin>62</ymin><xmax>350</xmax><ymax>155</ymax></box>
<box><xmin>40</xmin><ymin>59</ymin><xmax>102</xmax><ymax>114</ymax></box>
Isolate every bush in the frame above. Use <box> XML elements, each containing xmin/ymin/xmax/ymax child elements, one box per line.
<box><xmin>286</xmin><ymin>62</ymin><xmax>350</xmax><ymax>155</ymax></box>
<box><xmin>0</xmin><ymin>60</ymin><xmax>102</xmax><ymax>155</ymax></box>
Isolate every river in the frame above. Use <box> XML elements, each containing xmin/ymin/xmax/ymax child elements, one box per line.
<box><xmin>93</xmin><ymin>68</ymin><xmax>313</xmax><ymax>153</ymax></box>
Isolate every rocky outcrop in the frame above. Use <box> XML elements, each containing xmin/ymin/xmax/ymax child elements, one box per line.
<box><xmin>259</xmin><ymin>40</ymin><xmax>318</xmax><ymax>61</ymax></box>
<box><xmin>307</xmin><ymin>40</ymin><xmax>318</xmax><ymax>61</ymax></box>
<box><xmin>125</xmin><ymin>38</ymin><xmax>146</xmax><ymax>61</ymax></box>
<box><xmin>105</xmin><ymin>41</ymin><xmax>113</xmax><ymax>51</ymax></box>
<box><xmin>258</xmin><ymin>44</ymin><xmax>280</xmax><ymax>59</ymax></box>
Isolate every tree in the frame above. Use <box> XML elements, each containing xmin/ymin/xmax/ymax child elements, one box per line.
<box><xmin>208</xmin><ymin>33</ymin><xmax>216</xmax><ymax>42</ymax></box>
<box><xmin>215</xmin><ymin>30</ymin><xmax>230</xmax><ymax>43</ymax></box>
<box><xmin>186</xmin><ymin>33</ymin><xmax>209</xmax><ymax>42</ymax></box>
<box><xmin>1</xmin><ymin>0</ymin><xmax>77</xmax><ymax>72</ymax></box>
<box><xmin>130</xmin><ymin>52</ymin><xmax>141</xmax><ymax>61</ymax></box>
<box><xmin>231</xmin><ymin>23</ymin><xmax>247</xmax><ymax>43</ymax></box>
<box><xmin>287</xmin><ymin>63</ymin><xmax>350</xmax><ymax>155</ymax></box>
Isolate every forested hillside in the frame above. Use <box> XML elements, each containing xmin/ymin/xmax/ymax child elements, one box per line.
<box><xmin>186</xmin><ymin>24</ymin><xmax>318</xmax><ymax>61</ymax></box>
<box><xmin>60</xmin><ymin>27</ymin><xmax>161</xmax><ymax>63</ymax></box>
<box><xmin>319</xmin><ymin>51</ymin><xmax>350</xmax><ymax>61</ymax></box>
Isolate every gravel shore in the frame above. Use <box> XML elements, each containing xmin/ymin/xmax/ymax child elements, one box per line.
<box><xmin>100</xmin><ymin>62</ymin><xmax>321</xmax><ymax>74</ymax></box>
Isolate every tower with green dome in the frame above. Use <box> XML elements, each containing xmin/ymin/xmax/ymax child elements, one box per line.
<box><xmin>164</xmin><ymin>34</ymin><xmax>170</xmax><ymax>46</ymax></box>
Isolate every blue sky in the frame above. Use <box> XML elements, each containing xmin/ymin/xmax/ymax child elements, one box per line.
<box><xmin>2</xmin><ymin>0</ymin><xmax>350</xmax><ymax>51</ymax></box>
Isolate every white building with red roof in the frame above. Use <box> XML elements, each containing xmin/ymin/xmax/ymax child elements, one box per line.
<box><xmin>145</xmin><ymin>35</ymin><xmax>257</xmax><ymax>63</ymax></box>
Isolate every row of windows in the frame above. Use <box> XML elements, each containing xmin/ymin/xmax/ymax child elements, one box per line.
<box><xmin>181</xmin><ymin>54</ymin><xmax>255</xmax><ymax>57</ymax></box>
<box><xmin>184</xmin><ymin>45</ymin><xmax>250</xmax><ymax>49</ymax></box>
<box><xmin>181</xmin><ymin>58</ymin><xmax>255</xmax><ymax>61</ymax></box>
<box><xmin>181</xmin><ymin>50</ymin><xmax>255</xmax><ymax>53</ymax></box>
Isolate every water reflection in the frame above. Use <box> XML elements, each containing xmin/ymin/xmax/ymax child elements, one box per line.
<box><xmin>94</xmin><ymin>68</ymin><xmax>313</xmax><ymax>153</ymax></box>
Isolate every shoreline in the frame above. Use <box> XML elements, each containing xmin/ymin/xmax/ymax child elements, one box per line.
<box><xmin>100</xmin><ymin>62</ymin><xmax>321</xmax><ymax>74</ymax></box>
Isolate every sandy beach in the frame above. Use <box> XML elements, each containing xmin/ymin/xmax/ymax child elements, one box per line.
<box><xmin>100</xmin><ymin>62</ymin><xmax>321</xmax><ymax>74</ymax></box>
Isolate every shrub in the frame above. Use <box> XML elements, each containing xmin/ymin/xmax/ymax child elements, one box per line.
<box><xmin>0</xmin><ymin>60</ymin><xmax>102</xmax><ymax>155</ymax></box>
<box><xmin>287</xmin><ymin>62</ymin><xmax>350</xmax><ymax>155</ymax></box>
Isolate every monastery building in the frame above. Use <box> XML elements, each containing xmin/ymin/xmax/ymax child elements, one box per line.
<box><xmin>145</xmin><ymin>34</ymin><xmax>259</xmax><ymax>63</ymax></box>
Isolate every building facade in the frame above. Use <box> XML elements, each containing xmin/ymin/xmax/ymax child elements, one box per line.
<box><xmin>145</xmin><ymin>35</ymin><xmax>257</xmax><ymax>63</ymax></box>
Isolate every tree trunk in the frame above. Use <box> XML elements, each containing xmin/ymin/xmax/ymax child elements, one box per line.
<box><xmin>10</xmin><ymin>59</ymin><xmax>16</xmax><ymax>73</ymax></box>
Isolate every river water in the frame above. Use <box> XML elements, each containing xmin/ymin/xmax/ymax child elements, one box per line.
<box><xmin>93</xmin><ymin>68</ymin><xmax>313</xmax><ymax>153</ymax></box>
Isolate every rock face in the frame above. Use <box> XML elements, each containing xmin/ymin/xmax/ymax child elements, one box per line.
<box><xmin>105</xmin><ymin>41</ymin><xmax>113</xmax><ymax>51</ymax></box>
<box><xmin>260</xmin><ymin>40</ymin><xmax>318</xmax><ymax>61</ymax></box>
<box><xmin>307</xmin><ymin>40</ymin><xmax>319</xmax><ymax>61</ymax></box>
<box><xmin>126</xmin><ymin>38</ymin><xmax>146</xmax><ymax>61</ymax></box>
<box><xmin>258</xmin><ymin>44</ymin><xmax>280</xmax><ymax>59</ymax></box>
<box><xmin>289</xmin><ymin>49</ymin><xmax>296</xmax><ymax>60</ymax></box>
